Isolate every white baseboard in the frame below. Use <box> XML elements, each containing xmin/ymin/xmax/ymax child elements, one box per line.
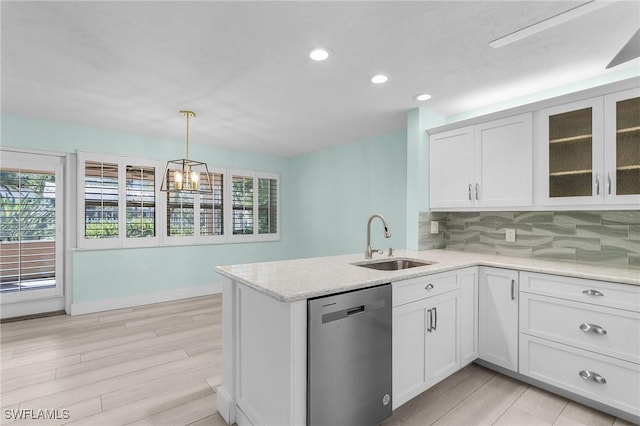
<box><xmin>0</xmin><ymin>296</ymin><xmax>65</xmax><ymax>319</ymax></box>
<box><xmin>217</xmin><ymin>386</ymin><xmax>236</xmax><ymax>425</ymax></box>
<box><xmin>70</xmin><ymin>284</ymin><xmax>221</xmax><ymax>315</ymax></box>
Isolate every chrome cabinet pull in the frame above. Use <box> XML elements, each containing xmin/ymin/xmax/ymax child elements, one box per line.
<box><xmin>433</xmin><ymin>307</ymin><xmax>437</xmax><ymax>331</ymax></box>
<box><xmin>579</xmin><ymin>370</ymin><xmax>606</xmax><ymax>384</ymax></box>
<box><xmin>582</xmin><ymin>289</ymin><xmax>604</xmax><ymax>297</ymax></box>
<box><xmin>595</xmin><ymin>173</ymin><xmax>600</xmax><ymax>195</ymax></box>
<box><xmin>468</xmin><ymin>184</ymin><xmax>472</xmax><ymax>201</ymax></box>
<box><xmin>425</xmin><ymin>284</ymin><xmax>434</xmax><ymax>291</ymax></box>
<box><xmin>510</xmin><ymin>279</ymin><xmax>516</xmax><ymax>301</ymax></box>
<box><xmin>427</xmin><ymin>309</ymin><xmax>433</xmax><ymax>333</ymax></box>
<box><xmin>579</xmin><ymin>323</ymin><xmax>607</xmax><ymax>335</ymax></box>
<box><xmin>607</xmin><ymin>172</ymin><xmax>612</xmax><ymax>195</ymax></box>
<box><xmin>475</xmin><ymin>183</ymin><xmax>479</xmax><ymax>200</ymax></box>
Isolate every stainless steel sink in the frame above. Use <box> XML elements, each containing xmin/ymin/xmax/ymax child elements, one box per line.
<box><xmin>353</xmin><ymin>258</ymin><xmax>435</xmax><ymax>271</ymax></box>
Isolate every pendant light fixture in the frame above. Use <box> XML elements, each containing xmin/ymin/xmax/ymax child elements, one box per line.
<box><xmin>161</xmin><ymin>110</ymin><xmax>212</xmax><ymax>193</ymax></box>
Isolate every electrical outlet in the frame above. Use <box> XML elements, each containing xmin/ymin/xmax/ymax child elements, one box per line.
<box><xmin>505</xmin><ymin>228</ymin><xmax>516</xmax><ymax>243</ymax></box>
<box><xmin>430</xmin><ymin>221</ymin><xmax>439</xmax><ymax>234</ymax></box>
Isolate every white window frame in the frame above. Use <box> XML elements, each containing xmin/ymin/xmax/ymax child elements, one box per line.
<box><xmin>161</xmin><ymin>165</ymin><xmax>227</xmax><ymax>245</ymax></box>
<box><xmin>227</xmin><ymin>169</ymin><xmax>280</xmax><ymax>242</ymax></box>
<box><xmin>0</xmin><ymin>149</ymin><xmax>65</xmax><ymax>303</ymax></box>
<box><xmin>77</xmin><ymin>151</ymin><xmax>162</xmax><ymax>249</ymax></box>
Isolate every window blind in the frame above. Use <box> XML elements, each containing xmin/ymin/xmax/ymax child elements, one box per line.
<box><xmin>167</xmin><ymin>170</ymin><xmax>195</xmax><ymax>236</ymax></box>
<box><xmin>126</xmin><ymin>165</ymin><xmax>156</xmax><ymax>238</ymax></box>
<box><xmin>200</xmin><ymin>172</ymin><xmax>224</xmax><ymax>236</ymax></box>
<box><xmin>232</xmin><ymin>175</ymin><xmax>254</xmax><ymax>235</ymax></box>
<box><xmin>84</xmin><ymin>160</ymin><xmax>119</xmax><ymax>238</ymax></box>
<box><xmin>258</xmin><ymin>177</ymin><xmax>277</xmax><ymax>234</ymax></box>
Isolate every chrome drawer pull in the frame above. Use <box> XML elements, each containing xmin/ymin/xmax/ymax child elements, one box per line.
<box><xmin>425</xmin><ymin>284</ymin><xmax>434</xmax><ymax>290</ymax></box>
<box><xmin>582</xmin><ymin>289</ymin><xmax>604</xmax><ymax>297</ymax></box>
<box><xmin>579</xmin><ymin>370</ymin><xmax>606</xmax><ymax>384</ymax></box>
<box><xmin>579</xmin><ymin>323</ymin><xmax>607</xmax><ymax>335</ymax></box>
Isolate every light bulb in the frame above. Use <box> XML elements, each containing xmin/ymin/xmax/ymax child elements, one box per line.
<box><xmin>175</xmin><ymin>171</ymin><xmax>183</xmax><ymax>190</ymax></box>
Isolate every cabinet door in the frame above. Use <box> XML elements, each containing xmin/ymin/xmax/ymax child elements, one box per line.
<box><xmin>539</xmin><ymin>98</ymin><xmax>604</xmax><ymax>205</ymax></box>
<box><xmin>429</xmin><ymin>126</ymin><xmax>475</xmax><ymax>209</ymax></box>
<box><xmin>474</xmin><ymin>113</ymin><xmax>533</xmax><ymax>208</ymax></box>
<box><xmin>460</xmin><ymin>267</ymin><xmax>478</xmax><ymax>366</ymax></box>
<box><xmin>603</xmin><ymin>88</ymin><xmax>640</xmax><ymax>205</ymax></box>
<box><xmin>392</xmin><ymin>298</ymin><xmax>428</xmax><ymax>409</ymax></box>
<box><xmin>427</xmin><ymin>290</ymin><xmax>461</xmax><ymax>385</ymax></box>
<box><xmin>479</xmin><ymin>267</ymin><xmax>519</xmax><ymax>372</ymax></box>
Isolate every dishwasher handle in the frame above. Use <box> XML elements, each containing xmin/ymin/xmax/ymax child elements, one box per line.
<box><xmin>322</xmin><ymin>299</ymin><xmax>386</xmax><ymax>324</ymax></box>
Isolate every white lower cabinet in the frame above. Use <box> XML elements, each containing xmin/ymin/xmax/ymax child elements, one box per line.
<box><xmin>519</xmin><ymin>272</ymin><xmax>640</xmax><ymax>419</ymax></box>
<box><xmin>478</xmin><ymin>267</ymin><xmax>519</xmax><ymax>372</ymax></box>
<box><xmin>392</xmin><ymin>270</ymin><xmax>467</xmax><ymax>409</ymax></box>
<box><xmin>460</xmin><ymin>267</ymin><xmax>479</xmax><ymax>366</ymax></box>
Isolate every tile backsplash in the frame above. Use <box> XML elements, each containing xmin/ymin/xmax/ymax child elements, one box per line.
<box><xmin>419</xmin><ymin>210</ymin><xmax>640</xmax><ymax>270</ymax></box>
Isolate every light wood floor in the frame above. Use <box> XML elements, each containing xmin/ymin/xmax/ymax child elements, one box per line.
<box><xmin>0</xmin><ymin>295</ymin><xmax>635</xmax><ymax>426</ymax></box>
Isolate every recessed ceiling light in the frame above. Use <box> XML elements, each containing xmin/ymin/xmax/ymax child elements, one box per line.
<box><xmin>415</xmin><ymin>93</ymin><xmax>432</xmax><ymax>101</ymax></box>
<box><xmin>309</xmin><ymin>48</ymin><xmax>330</xmax><ymax>61</ymax></box>
<box><xmin>371</xmin><ymin>74</ymin><xmax>389</xmax><ymax>84</ymax></box>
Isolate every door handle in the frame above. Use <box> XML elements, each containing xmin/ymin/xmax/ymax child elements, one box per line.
<box><xmin>607</xmin><ymin>172</ymin><xmax>612</xmax><ymax>195</ymax></box>
<box><xmin>579</xmin><ymin>370</ymin><xmax>606</xmax><ymax>384</ymax></box>
<box><xmin>425</xmin><ymin>284</ymin><xmax>434</xmax><ymax>291</ymax></box>
<box><xmin>475</xmin><ymin>183</ymin><xmax>479</xmax><ymax>200</ymax></box>
<box><xmin>579</xmin><ymin>323</ymin><xmax>607</xmax><ymax>335</ymax></box>
<box><xmin>582</xmin><ymin>289</ymin><xmax>604</xmax><ymax>297</ymax></box>
<box><xmin>468</xmin><ymin>183</ymin><xmax>472</xmax><ymax>201</ymax></box>
<box><xmin>595</xmin><ymin>173</ymin><xmax>600</xmax><ymax>195</ymax></box>
<box><xmin>433</xmin><ymin>307</ymin><xmax>437</xmax><ymax>331</ymax></box>
<box><xmin>427</xmin><ymin>309</ymin><xmax>432</xmax><ymax>333</ymax></box>
<box><xmin>510</xmin><ymin>279</ymin><xmax>516</xmax><ymax>301</ymax></box>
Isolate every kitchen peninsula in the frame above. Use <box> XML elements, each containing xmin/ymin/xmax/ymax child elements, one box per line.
<box><xmin>214</xmin><ymin>249</ymin><xmax>640</xmax><ymax>426</ymax></box>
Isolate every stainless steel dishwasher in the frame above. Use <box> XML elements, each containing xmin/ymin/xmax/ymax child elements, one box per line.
<box><xmin>308</xmin><ymin>283</ymin><xmax>392</xmax><ymax>426</ymax></box>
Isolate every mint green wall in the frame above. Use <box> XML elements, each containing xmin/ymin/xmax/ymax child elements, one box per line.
<box><xmin>288</xmin><ymin>130</ymin><xmax>408</xmax><ymax>258</ymax></box>
<box><xmin>1</xmin><ymin>115</ymin><xmax>294</xmax><ymax>304</ymax></box>
<box><xmin>405</xmin><ymin>108</ymin><xmax>445</xmax><ymax>249</ymax></box>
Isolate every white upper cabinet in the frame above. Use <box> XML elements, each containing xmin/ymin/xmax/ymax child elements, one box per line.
<box><xmin>430</xmin><ymin>113</ymin><xmax>532</xmax><ymax>210</ymax></box>
<box><xmin>603</xmin><ymin>88</ymin><xmax>640</xmax><ymax>205</ymax></box>
<box><xmin>538</xmin><ymin>88</ymin><xmax>640</xmax><ymax>207</ymax></box>
<box><xmin>429</xmin><ymin>126</ymin><xmax>475</xmax><ymax>209</ymax></box>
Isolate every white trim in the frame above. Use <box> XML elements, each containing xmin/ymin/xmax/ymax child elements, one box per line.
<box><xmin>0</xmin><ymin>296</ymin><xmax>65</xmax><ymax>319</ymax></box>
<box><xmin>69</xmin><ymin>283</ymin><xmax>221</xmax><ymax>315</ymax></box>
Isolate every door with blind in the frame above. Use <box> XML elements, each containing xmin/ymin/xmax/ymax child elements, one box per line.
<box><xmin>0</xmin><ymin>151</ymin><xmax>64</xmax><ymax>312</ymax></box>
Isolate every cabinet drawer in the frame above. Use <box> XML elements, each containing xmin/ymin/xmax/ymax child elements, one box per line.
<box><xmin>520</xmin><ymin>272</ymin><xmax>640</xmax><ymax>312</ymax></box>
<box><xmin>520</xmin><ymin>293</ymin><xmax>640</xmax><ymax>363</ymax></box>
<box><xmin>519</xmin><ymin>334</ymin><xmax>640</xmax><ymax>417</ymax></box>
<box><xmin>393</xmin><ymin>272</ymin><xmax>459</xmax><ymax>307</ymax></box>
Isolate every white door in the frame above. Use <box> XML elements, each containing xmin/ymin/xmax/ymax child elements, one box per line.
<box><xmin>427</xmin><ymin>290</ymin><xmax>460</xmax><ymax>385</ymax></box>
<box><xmin>479</xmin><ymin>267</ymin><xmax>519</xmax><ymax>372</ymax></box>
<box><xmin>0</xmin><ymin>150</ymin><xmax>65</xmax><ymax>318</ymax></box>
<box><xmin>474</xmin><ymin>113</ymin><xmax>533</xmax><ymax>208</ymax></box>
<box><xmin>603</xmin><ymin>88</ymin><xmax>640</xmax><ymax>205</ymax></box>
<box><xmin>429</xmin><ymin>126</ymin><xmax>474</xmax><ymax>209</ymax></box>
<box><xmin>538</xmin><ymin>97</ymin><xmax>604</xmax><ymax>206</ymax></box>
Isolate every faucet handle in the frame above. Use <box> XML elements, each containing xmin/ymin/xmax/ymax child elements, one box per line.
<box><xmin>373</xmin><ymin>248</ymin><xmax>383</xmax><ymax>255</ymax></box>
<box><xmin>388</xmin><ymin>248</ymin><xmax>394</xmax><ymax>257</ymax></box>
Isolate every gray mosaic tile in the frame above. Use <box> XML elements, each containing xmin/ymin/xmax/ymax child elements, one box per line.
<box><xmin>576</xmin><ymin>225</ymin><xmax>629</xmax><ymax>239</ymax></box>
<box><xmin>514</xmin><ymin>212</ymin><xmax>554</xmax><ymax>223</ymax></box>
<box><xmin>448</xmin><ymin>230</ymin><xmax>480</xmax><ymax>242</ymax></box>
<box><xmin>553</xmin><ymin>211</ymin><xmax>602</xmax><ymax>225</ymax></box>
<box><xmin>419</xmin><ymin>240</ymin><xmax>438</xmax><ymax>251</ymax></box>
<box><xmin>576</xmin><ymin>249</ymin><xmax>629</xmax><ymax>268</ymax></box>
<box><xmin>552</xmin><ymin>237</ymin><xmax>601</xmax><ymax>251</ymax></box>
<box><xmin>465</xmin><ymin>242</ymin><xmax>497</xmax><ymax>254</ymax></box>
<box><xmin>601</xmin><ymin>238</ymin><xmax>640</xmax><ymax>254</ymax></box>
<box><xmin>629</xmin><ymin>254</ymin><xmax>640</xmax><ymax>270</ymax></box>
<box><xmin>533</xmin><ymin>247</ymin><xmax>577</xmax><ymax>261</ymax></box>
<box><xmin>446</xmin><ymin>224</ymin><xmax>465</xmax><ymax>231</ymax></box>
<box><xmin>445</xmin><ymin>242</ymin><xmax>465</xmax><ymax>251</ymax></box>
<box><xmin>466</xmin><ymin>222</ymin><xmax>497</xmax><ymax>232</ymax></box>
<box><xmin>514</xmin><ymin>234</ymin><xmax>554</xmax><ymax>247</ymax></box>
<box><xmin>479</xmin><ymin>231</ymin><xmax>505</xmax><ymax>246</ymax></box>
<box><xmin>495</xmin><ymin>244</ymin><xmax>534</xmax><ymax>258</ymax></box>
<box><xmin>630</xmin><ymin>225</ymin><xmax>640</xmax><ymax>241</ymax></box>
<box><xmin>531</xmin><ymin>224</ymin><xmax>577</xmax><ymax>236</ymax></box>
<box><xmin>601</xmin><ymin>211</ymin><xmax>640</xmax><ymax>225</ymax></box>
<box><xmin>496</xmin><ymin>224</ymin><xmax>533</xmax><ymax>235</ymax></box>
<box><xmin>479</xmin><ymin>212</ymin><xmax>515</xmax><ymax>224</ymax></box>
<box><xmin>449</xmin><ymin>212</ymin><xmax>480</xmax><ymax>224</ymax></box>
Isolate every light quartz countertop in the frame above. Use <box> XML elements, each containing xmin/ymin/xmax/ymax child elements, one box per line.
<box><xmin>215</xmin><ymin>249</ymin><xmax>640</xmax><ymax>302</ymax></box>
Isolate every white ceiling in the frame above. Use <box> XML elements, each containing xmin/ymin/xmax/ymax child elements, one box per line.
<box><xmin>2</xmin><ymin>1</ymin><xmax>639</xmax><ymax>157</ymax></box>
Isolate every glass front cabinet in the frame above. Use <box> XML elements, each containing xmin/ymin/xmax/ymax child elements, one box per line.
<box><xmin>540</xmin><ymin>88</ymin><xmax>640</xmax><ymax>206</ymax></box>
